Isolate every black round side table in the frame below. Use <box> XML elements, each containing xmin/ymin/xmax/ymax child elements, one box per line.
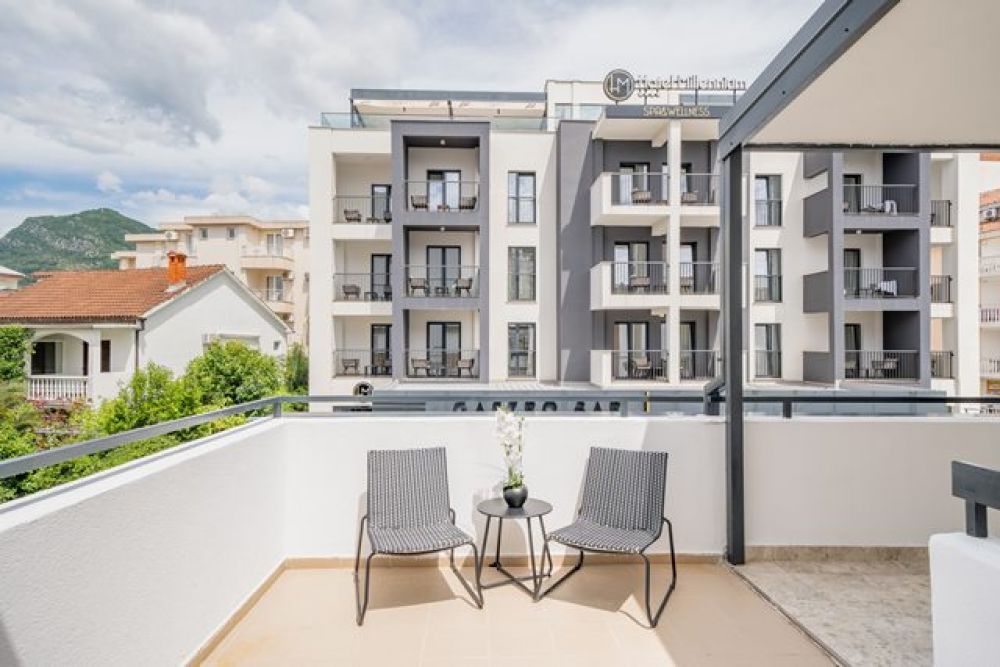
<box><xmin>476</xmin><ymin>498</ymin><xmax>554</xmax><ymax>597</ymax></box>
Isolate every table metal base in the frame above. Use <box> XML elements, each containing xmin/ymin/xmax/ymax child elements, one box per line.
<box><xmin>477</xmin><ymin>514</ymin><xmax>554</xmax><ymax>597</ymax></box>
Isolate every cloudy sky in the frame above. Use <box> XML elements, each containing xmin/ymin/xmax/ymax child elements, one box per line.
<box><xmin>0</xmin><ymin>0</ymin><xmax>819</xmax><ymax>233</ymax></box>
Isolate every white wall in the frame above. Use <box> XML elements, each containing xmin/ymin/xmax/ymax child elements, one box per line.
<box><xmin>3</xmin><ymin>414</ymin><xmax>1000</xmax><ymax>664</ymax></box>
<box><xmin>489</xmin><ymin>131</ymin><xmax>558</xmax><ymax>381</ymax></box>
<box><xmin>406</xmin><ymin>147</ymin><xmax>479</xmax><ymax>182</ymax></box>
<box><xmin>930</xmin><ymin>532</ymin><xmax>1000</xmax><ymax>666</ymax></box>
<box><xmin>142</xmin><ymin>274</ymin><xmax>287</xmax><ymax>377</ymax></box>
<box><xmin>0</xmin><ymin>421</ymin><xmax>286</xmax><ymax>667</ymax></box>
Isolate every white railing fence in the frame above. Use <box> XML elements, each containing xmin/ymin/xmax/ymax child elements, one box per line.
<box><xmin>26</xmin><ymin>375</ymin><xmax>88</xmax><ymax>402</ymax></box>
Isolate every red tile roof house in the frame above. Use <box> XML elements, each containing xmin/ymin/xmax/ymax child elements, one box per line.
<box><xmin>0</xmin><ymin>253</ymin><xmax>289</xmax><ymax>404</ymax></box>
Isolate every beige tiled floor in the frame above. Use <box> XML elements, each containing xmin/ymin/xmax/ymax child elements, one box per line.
<box><xmin>738</xmin><ymin>558</ymin><xmax>931</xmax><ymax>666</ymax></box>
<box><xmin>199</xmin><ymin>563</ymin><xmax>833</xmax><ymax>666</ymax></box>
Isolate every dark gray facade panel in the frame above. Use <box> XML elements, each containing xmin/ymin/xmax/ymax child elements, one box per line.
<box><xmin>803</xmin><ymin>187</ymin><xmax>833</xmax><ymax>237</ymax></box>
<box><xmin>803</xmin><ymin>351</ymin><xmax>835</xmax><ymax>383</ymax></box>
<box><xmin>557</xmin><ymin>121</ymin><xmax>599</xmax><ymax>382</ymax></box>
<box><xmin>389</xmin><ymin>120</ymin><xmax>491</xmax><ymax>380</ymax></box>
<box><xmin>802</xmin><ymin>271</ymin><xmax>832</xmax><ymax>313</ymax></box>
<box><xmin>883</xmin><ymin>310</ymin><xmax>920</xmax><ymax>351</ymax></box>
<box><xmin>601</xmin><ymin>141</ymin><xmax>671</xmax><ymax>172</ymax></box>
<box><xmin>680</xmin><ymin>141</ymin><xmax>716</xmax><ymax>174</ymax></box>
<box><xmin>803</xmin><ymin>151</ymin><xmax>832</xmax><ymax>178</ymax></box>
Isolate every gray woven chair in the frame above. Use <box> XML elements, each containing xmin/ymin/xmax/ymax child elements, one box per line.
<box><xmin>354</xmin><ymin>447</ymin><xmax>483</xmax><ymax>625</ymax></box>
<box><xmin>536</xmin><ymin>447</ymin><xmax>676</xmax><ymax>627</ymax></box>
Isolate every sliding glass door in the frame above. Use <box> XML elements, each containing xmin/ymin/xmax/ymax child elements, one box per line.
<box><xmin>427</xmin><ymin>246</ymin><xmax>460</xmax><ymax>294</ymax></box>
<box><xmin>427</xmin><ymin>322</ymin><xmax>461</xmax><ymax>374</ymax></box>
<box><xmin>428</xmin><ymin>170</ymin><xmax>460</xmax><ymax>210</ymax></box>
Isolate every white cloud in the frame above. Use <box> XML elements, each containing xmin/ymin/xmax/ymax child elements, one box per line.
<box><xmin>96</xmin><ymin>170</ymin><xmax>122</xmax><ymax>193</ymax></box>
<box><xmin>0</xmin><ymin>0</ymin><xmax>821</xmax><ymax>234</ymax></box>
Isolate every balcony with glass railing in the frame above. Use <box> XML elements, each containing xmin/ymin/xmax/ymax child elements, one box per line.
<box><xmin>679</xmin><ymin>262</ymin><xmax>719</xmax><ymax>295</ymax></box>
<box><xmin>680</xmin><ymin>350</ymin><xmax>721</xmax><ymax>380</ymax></box>
<box><xmin>240</xmin><ymin>246</ymin><xmax>294</xmax><ymax>271</ymax></box>
<box><xmin>590</xmin><ymin>172</ymin><xmax>670</xmax><ymax>226</ymax></box>
<box><xmin>404</xmin><ymin>266</ymin><xmax>480</xmax><ymax>299</ymax></box>
<box><xmin>590</xmin><ymin>261</ymin><xmax>668</xmax><ymax>310</ymax></box>
<box><xmin>842</xmin><ymin>184</ymin><xmax>919</xmax><ymax>215</ymax></box>
<box><xmin>844</xmin><ymin>350</ymin><xmax>919</xmax><ymax>381</ymax></box>
<box><xmin>404</xmin><ymin>181</ymin><xmax>480</xmax><ymax>213</ymax></box>
<box><xmin>332</xmin><ymin>195</ymin><xmax>392</xmax><ymax>225</ymax></box>
<box><xmin>611</xmin><ymin>350</ymin><xmax>669</xmax><ymax>381</ymax></box>
<box><xmin>754</xmin><ymin>275</ymin><xmax>782</xmax><ymax>302</ymax></box>
<box><xmin>679</xmin><ymin>174</ymin><xmax>719</xmax><ymax>206</ymax></box>
<box><xmin>843</xmin><ymin>267</ymin><xmax>918</xmax><ymax>299</ymax></box>
<box><xmin>404</xmin><ymin>349</ymin><xmax>480</xmax><ymax>379</ymax></box>
<box><xmin>332</xmin><ymin>349</ymin><xmax>392</xmax><ymax>378</ymax></box>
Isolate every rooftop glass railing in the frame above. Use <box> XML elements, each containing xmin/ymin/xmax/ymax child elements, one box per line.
<box><xmin>319</xmin><ymin>112</ymin><xmax>560</xmax><ymax>132</ymax></box>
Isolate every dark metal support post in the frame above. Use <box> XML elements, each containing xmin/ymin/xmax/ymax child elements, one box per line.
<box><xmin>722</xmin><ymin>147</ymin><xmax>745</xmax><ymax>565</ymax></box>
<box><xmin>952</xmin><ymin>460</ymin><xmax>1000</xmax><ymax>538</ymax></box>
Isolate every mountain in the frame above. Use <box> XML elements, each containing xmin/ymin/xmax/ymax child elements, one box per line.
<box><xmin>0</xmin><ymin>208</ymin><xmax>154</xmax><ymax>275</ymax></box>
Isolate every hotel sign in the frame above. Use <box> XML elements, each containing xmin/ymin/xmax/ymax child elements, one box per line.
<box><xmin>603</xmin><ymin>70</ymin><xmax>747</xmax><ymax>102</ymax></box>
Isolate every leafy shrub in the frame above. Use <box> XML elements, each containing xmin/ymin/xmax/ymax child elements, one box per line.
<box><xmin>0</xmin><ymin>326</ymin><xmax>31</xmax><ymax>382</ymax></box>
<box><xmin>185</xmin><ymin>341</ymin><xmax>282</xmax><ymax>407</ymax></box>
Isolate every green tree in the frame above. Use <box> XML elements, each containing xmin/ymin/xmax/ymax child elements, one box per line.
<box><xmin>88</xmin><ymin>363</ymin><xmax>204</xmax><ymax>434</ymax></box>
<box><xmin>284</xmin><ymin>343</ymin><xmax>309</xmax><ymax>394</ymax></box>
<box><xmin>185</xmin><ymin>341</ymin><xmax>282</xmax><ymax>406</ymax></box>
<box><xmin>0</xmin><ymin>326</ymin><xmax>32</xmax><ymax>382</ymax></box>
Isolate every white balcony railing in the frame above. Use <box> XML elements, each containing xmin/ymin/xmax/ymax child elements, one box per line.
<box><xmin>981</xmin><ymin>358</ymin><xmax>1000</xmax><ymax>377</ymax></box>
<box><xmin>26</xmin><ymin>375</ymin><xmax>88</xmax><ymax>402</ymax></box>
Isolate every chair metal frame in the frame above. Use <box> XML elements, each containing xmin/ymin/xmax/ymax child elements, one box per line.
<box><xmin>535</xmin><ymin>449</ymin><xmax>677</xmax><ymax>628</ymax></box>
<box><xmin>353</xmin><ymin>449</ymin><xmax>483</xmax><ymax>625</ymax></box>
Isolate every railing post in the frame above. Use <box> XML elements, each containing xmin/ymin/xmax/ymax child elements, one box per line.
<box><xmin>782</xmin><ymin>400</ymin><xmax>793</xmax><ymax>419</ymax></box>
<box><xmin>272</xmin><ymin>399</ymin><xmax>283</xmax><ymax>419</ymax></box>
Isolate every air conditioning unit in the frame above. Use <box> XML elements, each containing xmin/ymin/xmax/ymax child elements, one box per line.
<box><xmin>164</xmin><ymin>231</ymin><xmax>180</xmax><ymax>241</ymax></box>
<box><xmin>281</xmin><ymin>228</ymin><xmax>296</xmax><ymax>239</ymax></box>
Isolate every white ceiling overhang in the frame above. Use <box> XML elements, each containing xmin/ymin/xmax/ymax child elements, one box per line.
<box><xmin>720</xmin><ymin>0</ymin><xmax>1000</xmax><ymax>153</ymax></box>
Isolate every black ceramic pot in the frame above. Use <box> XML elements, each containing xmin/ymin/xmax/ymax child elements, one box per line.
<box><xmin>503</xmin><ymin>485</ymin><xmax>528</xmax><ymax>508</ymax></box>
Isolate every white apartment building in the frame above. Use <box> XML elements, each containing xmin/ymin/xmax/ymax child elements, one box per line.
<box><xmin>978</xmin><ymin>188</ymin><xmax>1000</xmax><ymax>398</ymax></box>
<box><xmin>0</xmin><ymin>264</ymin><xmax>23</xmax><ymax>291</ymax></box>
<box><xmin>115</xmin><ymin>215</ymin><xmax>309</xmax><ymax>345</ymax></box>
<box><xmin>308</xmin><ymin>78</ymin><xmax>979</xmax><ymax>396</ymax></box>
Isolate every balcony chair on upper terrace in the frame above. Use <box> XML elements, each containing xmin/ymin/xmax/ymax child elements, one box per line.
<box><xmin>342</xmin><ymin>284</ymin><xmax>361</xmax><ymax>300</ymax></box>
<box><xmin>408</xmin><ymin>277</ymin><xmax>429</xmax><ymax>296</ymax></box>
<box><xmin>410</xmin><ymin>194</ymin><xmax>429</xmax><ymax>210</ymax></box>
<box><xmin>354</xmin><ymin>447</ymin><xmax>483</xmax><ymax>625</ymax></box>
<box><xmin>343</xmin><ymin>209</ymin><xmax>362</xmax><ymax>223</ymax></box>
<box><xmin>410</xmin><ymin>357</ymin><xmax>430</xmax><ymax>376</ymax></box>
<box><xmin>630</xmin><ymin>355</ymin><xmax>653</xmax><ymax>379</ymax></box>
<box><xmin>537</xmin><ymin>446</ymin><xmax>676</xmax><ymax>628</ymax></box>
<box><xmin>370</xmin><ymin>352</ymin><xmax>391</xmax><ymax>376</ymax></box>
<box><xmin>629</xmin><ymin>274</ymin><xmax>651</xmax><ymax>293</ymax></box>
<box><xmin>455</xmin><ymin>357</ymin><xmax>475</xmax><ymax>378</ymax></box>
<box><xmin>459</xmin><ymin>196</ymin><xmax>477</xmax><ymax>210</ymax></box>
<box><xmin>631</xmin><ymin>189</ymin><xmax>652</xmax><ymax>205</ymax></box>
<box><xmin>454</xmin><ymin>277</ymin><xmax>473</xmax><ymax>296</ymax></box>
<box><xmin>341</xmin><ymin>358</ymin><xmax>360</xmax><ymax>375</ymax></box>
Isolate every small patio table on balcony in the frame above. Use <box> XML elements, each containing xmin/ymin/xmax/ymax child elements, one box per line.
<box><xmin>476</xmin><ymin>498</ymin><xmax>554</xmax><ymax>598</ymax></box>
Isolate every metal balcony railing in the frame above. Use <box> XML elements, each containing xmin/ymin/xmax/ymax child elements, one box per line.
<box><xmin>844</xmin><ymin>350</ymin><xmax>919</xmax><ymax>380</ymax></box>
<box><xmin>842</xmin><ymin>184</ymin><xmax>918</xmax><ymax>215</ymax></box>
<box><xmin>404</xmin><ymin>266</ymin><xmax>480</xmax><ymax>298</ymax></box>
<box><xmin>332</xmin><ymin>273</ymin><xmax>392</xmax><ymax>301</ymax></box>
<box><xmin>755</xmin><ymin>351</ymin><xmax>782</xmax><ymax>379</ymax></box>
<box><xmin>931</xmin><ymin>275</ymin><xmax>952</xmax><ymax>303</ymax></box>
<box><xmin>931</xmin><ymin>199</ymin><xmax>952</xmax><ymax>227</ymax></box>
<box><xmin>679</xmin><ymin>262</ymin><xmax>719</xmax><ymax>294</ymax></box>
<box><xmin>843</xmin><ymin>267</ymin><xmax>917</xmax><ymax>298</ymax></box>
<box><xmin>508</xmin><ymin>351</ymin><xmax>536</xmax><ymax>377</ymax></box>
<box><xmin>508</xmin><ymin>272</ymin><xmax>536</xmax><ymax>301</ymax></box>
<box><xmin>332</xmin><ymin>195</ymin><xmax>392</xmax><ymax>224</ymax></box>
<box><xmin>931</xmin><ymin>351</ymin><xmax>954</xmax><ymax>379</ymax></box>
<box><xmin>405</xmin><ymin>181</ymin><xmax>479</xmax><ymax>212</ymax></box>
<box><xmin>609</xmin><ymin>171</ymin><xmax>670</xmax><ymax>205</ymax></box>
<box><xmin>252</xmin><ymin>288</ymin><xmax>290</xmax><ymax>303</ymax></box>
<box><xmin>610</xmin><ymin>261</ymin><xmax>669</xmax><ymax>294</ymax></box>
<box><xmin>680</xmin><ymin>174</ymin><xmax>719</xmax><ymax>205</ymax></box>
<box><xmin>333</xmin><ymin>349</ymin><xmax>392</xmax><ymax>377</ymax></box>
<box><xmin>26</xmin><ymin>376</ymin><xmax>88</xmax><ymax>403</ymax></box>
<box><xmin>241</xmin><ymin>247</ymin><xmax>292</xmax><ymax>260</ymax></box>
<box><xmin>680</xmin><ymin>350</ymin><xmax>720</xmax><ymax>380</ymax></box>
<box><xmin>983</xmin><ymin>306</ymin><xmax>1000</xmax><ymax>324</ymax></box>
<box><xmin>405</xmin><ymin>349</ymin><xmax>480</xmax><ymax>378</ymax></box>
<box><xmin>611</xmin><ymin>350</ymin><xmax>668</xmax><ymax>381</ymax></box>
<box><xmin>753</xmin><ymin>275</ymin><xmax>782</xmax><ymax>302</ymax></box>
<box><xmin>755</xmin><ymin>199</ymin><xmax>782</xmax><ymax>226</ymax></box>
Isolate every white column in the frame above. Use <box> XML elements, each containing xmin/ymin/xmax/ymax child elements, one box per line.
<box><xmin>953</xmin><ymin>153</ymin><xmax>980</xmax><ymax>398</ymax></box>
<box><xmin>667</xmin><ymin>121</ymin><xmax>683</xmax><ymax>384</ymax></box>
<box><xmin>308</xmin><ymin>128</ymin><xmax>335</xmax><ymax>407</ymax></box>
